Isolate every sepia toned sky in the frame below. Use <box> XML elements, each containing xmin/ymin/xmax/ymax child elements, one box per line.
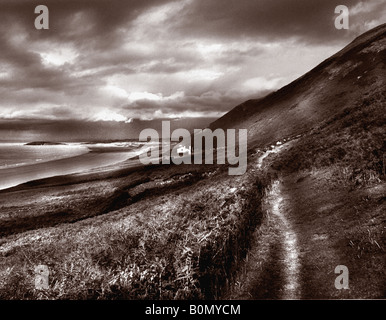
<box><xmin>0</xmin><ymin>0</ymin><xmax>385</xmax><ymax>140</ymax></box>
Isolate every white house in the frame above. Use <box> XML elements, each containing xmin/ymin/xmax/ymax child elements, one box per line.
<box><xmin>176</xmin><ymin>145</ymin><xmax>191</xmax><ymax>155</ymax></box>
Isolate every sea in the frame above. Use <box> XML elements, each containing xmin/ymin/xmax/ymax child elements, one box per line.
<box><xmin>0</xmin><ymin>141</ymin><xmax>148</xmax><ymax>191</ymax></box>
<box><xmin>0</xmin><ymin>142</ymin><xmax>89</xmax><ymax>169</ymax></box>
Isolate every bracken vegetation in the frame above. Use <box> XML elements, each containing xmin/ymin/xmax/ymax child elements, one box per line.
<box><xmin>0</xmin><ymin>165</ymin><xmax>265</xmax><ymax>300</ymax></box>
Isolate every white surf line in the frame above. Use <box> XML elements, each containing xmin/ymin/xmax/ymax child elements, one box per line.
<box><xmin>270</xmin><ymin>180</ymin><xmax>301</xmax><ymax>300</ymax></box>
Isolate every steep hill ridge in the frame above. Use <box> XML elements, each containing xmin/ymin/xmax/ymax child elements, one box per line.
<box><xmin>210</xmin><ymin>24</ymin><xmax>386</xmax><ymax>148</ymax></box>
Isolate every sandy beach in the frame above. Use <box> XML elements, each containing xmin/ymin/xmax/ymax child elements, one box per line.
<box><xmin>0</xmin><ymin>149</ymin><xmax>142</xmax><ymax>191</ymax></box>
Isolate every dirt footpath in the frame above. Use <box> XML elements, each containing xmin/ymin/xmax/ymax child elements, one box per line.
<box><xmin>229</xmin><ymin>167</ymin><xmax>385</xmax><ymax>299</ymax></box>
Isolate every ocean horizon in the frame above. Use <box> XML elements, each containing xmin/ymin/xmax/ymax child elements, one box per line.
<box><xmin>0</xmin><ymin>141</ymin><xmax>149</xmax><ymax>191</ymax></box>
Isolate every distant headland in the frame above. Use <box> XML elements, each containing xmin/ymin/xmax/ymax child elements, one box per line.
<box><xmin>25</xmin><ymin>141</ymin><xmax>66</xmax><ymax>146</ymax></box>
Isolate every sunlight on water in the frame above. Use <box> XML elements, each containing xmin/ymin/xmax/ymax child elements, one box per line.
<box><xmin>0</xmin><ymin>142</ymin><xmax>147</xmax><ymax>191</ymax></box>
<box><xmin>0</xmin><ymin>143</ymin><xmax>89</xmax><ymax>169</ymax></box>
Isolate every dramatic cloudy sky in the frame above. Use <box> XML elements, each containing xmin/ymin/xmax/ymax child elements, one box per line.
<box><xmin>0</xmin><ymin>0</ymin><xmax>385</xmax><ymax>140</ymax></box>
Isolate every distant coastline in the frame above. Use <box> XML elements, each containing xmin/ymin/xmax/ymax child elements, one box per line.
<box><xmin>25</xmin><ymin>141</ymin><xmax>66</xmax><ymax>146</ymax></box>
<box><xmin>0</xmin><ymin>141</ymin><xmax>152</xmax><ymax>191</ymax></box>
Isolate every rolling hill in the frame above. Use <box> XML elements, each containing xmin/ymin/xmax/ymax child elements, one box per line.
<box><xmin>218</xmin><ymin>24</ymin><xmax>386</xmax><ymax>299</ymax></box>
<box><xmin>210</xmin><ymin>23</ymin><xmax>386</xmax><ymax>150</ymax></box>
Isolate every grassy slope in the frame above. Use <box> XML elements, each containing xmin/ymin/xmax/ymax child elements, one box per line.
<box><xmin>225</xmin><ymin>84</ymin><xmax>385</xmax><ymax>299</ymax></box>
<box><xmin>271</xmin><ymin>78</ymin><xmax>385</xmax><ymax>181</ymax></box>
<box><xmin>210</xmin><ymin>24</ymin><xmax>386</xmax><ymax>149</ymax></box>
<box><xmin>228</xmin><ymin>170</ymin><xmax>385</xmax><ymax>299</ymax></box>
<box><xmin>0</xmin><ymin>162</ymin><xmax>265</xmax><ymax>299</ymax></box>
<box><xmin>224</xmin><ymin>25</ymin><xmax>386</xmax><ymax>299</ymax></box>
<box><xmin>261</xmin><ymin>86</ymin><xmax>385</xmax><ymax>298</ymax></box>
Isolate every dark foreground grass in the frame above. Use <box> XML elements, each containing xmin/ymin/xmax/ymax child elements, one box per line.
<box><xmin>0</xmin><ymin>164</ymin><xmax>265</xmax><ymax>300</ymax></box>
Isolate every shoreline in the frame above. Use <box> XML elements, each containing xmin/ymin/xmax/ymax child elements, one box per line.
<box><xmin>0</xmin><ymin>143</ymin><xmax>90</xmax><ymax>170</ymax></box>
<box><xmin>0</xmin><ymin>149</ymin><xmax>144</xmax><ymax>192</ymax></box>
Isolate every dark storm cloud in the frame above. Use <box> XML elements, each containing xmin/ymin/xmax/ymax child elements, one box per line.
<box><xmin>173</xmin><ymin>0</ymin><xmax>380</xmax><ymax>43</ymax></box>
<box><xmin>0</xmin><ymin>0</ymin><xmax>384</xmax><ymax>127</ymax></box>
<box><xmin>0</xmin><ymin>0</ymin><xmax>174</xmax><ymax>40</ymax></box>
<box><xmin>0</xmin><ymin>0</ymin><xmax>174</xmax><ymax>83</ymax></box>
<box><xmin>123</xmin><ymin>89</ymin><xmax>270</xmax><ymax>116</ymax></box>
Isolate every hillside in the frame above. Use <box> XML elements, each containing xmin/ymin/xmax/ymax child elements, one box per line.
<box><xmin>221</xmin><ymin>24</ymin><xmax>386</xmax><ymax>299</ymax></box>
<box><xmin>210</xmin><ymin>23</ymin><xmax>386</xmax><ymax>149</ymax></box>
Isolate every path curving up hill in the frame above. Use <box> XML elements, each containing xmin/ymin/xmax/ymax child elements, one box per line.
<box><xmin>229</xmin><ymin>145</ymin><xmax>385</xmax><ymax>299</ymax></box>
